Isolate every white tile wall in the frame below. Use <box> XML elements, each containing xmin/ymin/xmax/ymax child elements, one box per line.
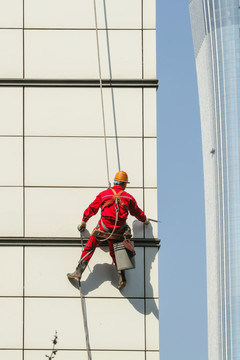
<box><xmin>25</xmin><ymin>247</ymin><xmax>144</xmax><ymax>298</ymax></box>
<box><xmin>144</xmin><ymin>138</ymin><xmax>157</xmax><ymax>187</ymax></box>
<box><xmin>0</xmin><ymin>247</ymin><xmax>23</xmax><ymax>296</ymax></box>
<box><xmin>0</xmin><ymin>351</ymin><xmax>22</xmax><ymax>360</ymax></box>
<box><xmin>144</xmin><ymin>189</ymin><xmax>158</xmax><ymax>238</ymax></box>
<box><xmin>24</xmin><ymin>298</ymin><xmax>87</xmax><ymax>349</ymax></box>
<box><xmin>0</xmin><ymin>137</ymin><xmax>23</xmax><ymax>186</ymax></box>
<box><xmin>101</xmin><ymin>30</ymin><xmax>142</xmax><ymax>79</ymax></box>
<box><xmin>0</xmin><ymin>187</ymin><xmax>23</xmax><ymax>236</ymax></box>
<box><xmin>24</xmin><ymin>87</ymin><xmax>142</xmax><ymax>137</ymax></box>
<box><xmin>145</xmin><ymin>248</ymin><xmax>159</xmax><ymax>298</ymax></box>
<box><xmin>143</xmin><ymin>30</ymin><xmax>156</xmax><ymax>79</ymax></box>
<box><xmin>84</xmin><ymin>298</ymin><xmax>145</xmax><ymax>350</ymax></box>
<box><xmin>0</xmin><ymin>30</ymin><xmax>23</xmax><ymax>78</ymax></box>
<box><xmin>25</xmin><ymin>0</ymin><xmax>142</xmax><ymax>29</ymax></box>
<box><xmin>24</xmin><ymin>137</ymin><xmax>108</xmax><ymax>187</ymax></box>
<box><xmin>146</xmin><ymin>299</ymin><xmax>159</xmax><ymax>350</ymax></box>
<box><xmin>0</xmin><ymin>298</ymin><xmax>23</xmax><ymax>348</ymax></box>
<box><xmin>24</xmin><ymin>298</ymin><xmax>145</xmax><ymax>350</ymax></box>
<box><xmin>24</xmin><ymin>0</ymin><xmax>95</xmax><ymax>29</ymax></box>
<box><xmin>25</xmin><ymin>247</ymin><xmax>80</xmax><ymax>297</ymax></box>
<box><xmin>144</xmin><ymin>88</ymin><xmax>157</xmax><ymax>137</ymax></box>
<box><xmin>143</xmin><ymin>0</ymin><xmax>156</xmax><ymax>28</ymax></box>
<box><xmin>104</xmin><ymin>88</ymin><xmax>142</xmax><ymax>137</ymax></box>
<box><xmin>24</xmin><ymin>30</ymin><xmax>142</xmax><ymax>79</ymax></box>
<box><xmin>0</xmin><ymin>0</ymin><xmax>23</xmax><ymax>28</ymax></box>
<box><xmin>24</xmin><ymin>30</ymin><xmax>98</xmax><ymax>79</ymax></box>
<box><xmin>25</xmin><ymin>188</ymin><xmax>101</xmax><ymax>237</ymax></box>
<box><xmin>0</xmin><ymin>88</ymin><xmax>23</xmax><ymax>136</ymax></box>
<box><xmin>24</xmin><ymin>87</ymin><xmax>103</xmax><ymax>136</ymax></box>
<box><xmin>107</xmin><ymin>138</ymin><xmax>143</xmax><ymax>188</ymax></box>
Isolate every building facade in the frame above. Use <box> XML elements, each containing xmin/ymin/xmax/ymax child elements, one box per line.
<box><xmin>0</xmin><ymin>1</ymin><xmax>159</xmax><ymax>360</ymax></box>
<box><xmin>189</xmin><ymin>1</ymin><xmax>240</xmax><ymax>359</ymax></box>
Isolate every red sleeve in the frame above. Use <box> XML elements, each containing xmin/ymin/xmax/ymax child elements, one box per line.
<box><xmin>128</xmin><ymin>196</ymin><xmax>146</xmax><ymax>222</ymax></box>
<box><xmin>82</xmin><ymin>193</ymin><xmax>102</xmax><ymax>222</ymax></box>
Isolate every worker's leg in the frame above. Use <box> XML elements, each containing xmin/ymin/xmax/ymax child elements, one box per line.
<box><xmin>118</xmin><ymin>270</ymin><xmax>127</xmax><ymax>290</ymax></box>
<box><xmin>107</xmin><ymin>239</ymin><xmax>117</xmax><ymax>266</ymax></box>
<box><xmin>67</xmin><ymin>235</ymin><xmax>100</xmax><ymax>280</ymax></box>
<box><xmin>108</xmin><ymin>239</ymin><xmax>127</xmax><ymax>290</ymax></box>
<box><xmin>80</xmin><ymin>235</ymin><xmax>101</xmax><ymax>263</ymax></box>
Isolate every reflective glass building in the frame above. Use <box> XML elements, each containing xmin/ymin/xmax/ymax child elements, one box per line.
<box><xmin>189</xmin><ymin>1</ymin><xmax>240</xmax><ymax>359</ymax></box>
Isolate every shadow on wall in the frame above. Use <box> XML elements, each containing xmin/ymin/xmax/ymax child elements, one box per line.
<box><xmin>131</xmin><ymin>222</ymin><xmax>159</xmax><ymax>321</ymax></box>
<box><xmin>70</xmin><ymin>223</ymin><xmax>158</xmax><ymax>320</ymax></box>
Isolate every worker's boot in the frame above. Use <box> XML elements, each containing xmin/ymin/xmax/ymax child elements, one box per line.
<box><xmin>67</xmin><ymin>260</ymin><xmax>88</xmax><ymax>281</ymax></box>
<box><xmin>118</xmin><ymin>270</ymin><xmax>127</xmax><ymax>290</ymax></box>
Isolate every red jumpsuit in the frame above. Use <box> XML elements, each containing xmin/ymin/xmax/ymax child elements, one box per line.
<box><xmin>80</xmin><ymin>185</ymin><xmax>146</xmax><ymax>265</ymax></box>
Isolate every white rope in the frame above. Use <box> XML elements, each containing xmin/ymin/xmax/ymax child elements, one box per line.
<box><xmin>93</xmin><ymin>0</ymin><xmax>111</xmax><ymax>188</ymax></box>
<box><xmin>102</xmin><ymin>0</ymin><xmax>121</xmax><ymax>171</ymax></box>
<box><xmin>78</xmin><ymin>281</ymin><xmax>91</xmax><ymax>360</ymax></box>
<box><xmin>77</xmin><ymin>4</ymin><xmax>124</xmax><ymax>358</ymax></box>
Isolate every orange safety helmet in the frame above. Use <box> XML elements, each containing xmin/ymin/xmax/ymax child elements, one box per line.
<box><xmin>114</xmin><ymin>171</ymin><xmax>130</xmax><ymax>183</ymax></box>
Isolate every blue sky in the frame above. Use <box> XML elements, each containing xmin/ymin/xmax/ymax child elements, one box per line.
<box><xmin>157</xmin><ymin>1</ymin><xmax>208</xmax><ymax>359</ymax></box>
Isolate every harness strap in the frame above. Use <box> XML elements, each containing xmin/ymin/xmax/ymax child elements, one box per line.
<box><xmin>101</xmin><ymin>188</ymin><xmax>129</xmax><ymax>213</ymax></box>
<box><xmin>101</xmin><ymin>219</ymin><xmax>126</xmax><ymax>234</ymax></box>
<box><xmin>101</xmin><ymin>197</ymin><xmax>115</xmax><ymax>211</ymax></box>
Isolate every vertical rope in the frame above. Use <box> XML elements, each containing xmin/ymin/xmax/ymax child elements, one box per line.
<box><xmin>93</xmin><ymin>0</ymin><xmax>111</xmax><ymax>187</ymax></box>
<box><xmin>103</xmin><ymin>0</ymin><xmax>121</xmax><ymax>171</ymax></box>
<box><xmin>79</xmin><ymin>281</ymin><xmax>91</xmax><ymax>360</ymax></box>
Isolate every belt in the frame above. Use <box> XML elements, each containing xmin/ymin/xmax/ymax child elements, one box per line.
<box><xmin>91</xmin><ymin>228</ymin><xmax>124</xmax><ymax>241</ymax></box>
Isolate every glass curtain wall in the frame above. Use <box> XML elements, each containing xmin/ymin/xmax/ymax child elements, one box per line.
<box><xmin>190</xmin><ymin>1</ymin><xmax>240</xmax><ymax>359</ymax></box>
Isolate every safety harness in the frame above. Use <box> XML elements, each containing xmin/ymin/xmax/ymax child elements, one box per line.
<box><xmin>100</xmin><ymin>187</ymin><xmax>132</xmax><ymax>232</ymax></box>
<box><xmin>101</xmin><ymin>188</ymin><xmax>129</xmax><ymax>213</ymax></box>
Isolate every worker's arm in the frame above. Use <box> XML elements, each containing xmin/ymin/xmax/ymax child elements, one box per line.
<box><xmin>128</xmin><ymin>197</ymin><xmax>148</xmax><ymax>223</ymax></box>
<box><xmin>82</xmin><ymin>193</ymin><xmax>102</xmax><ymax>222</ymax></box>
<box><xmin>78</xmin><ymin>194</ymin><xmax>102</xmax><ymax>232</ymax></box>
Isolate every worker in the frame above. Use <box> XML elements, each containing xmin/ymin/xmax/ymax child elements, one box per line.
<box><xmin>67</xmin><ymin>171</ymin><xmax>149</xmax><ymax>289</ymax></box>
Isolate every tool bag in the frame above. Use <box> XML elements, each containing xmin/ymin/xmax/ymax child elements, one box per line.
<box><xmin>91</xmin><ymin>225</ymin><xmax>135</xmax><ymax>270</ymax></box>
<box><xmin>113</xmin><ymin>239</ymin><xmax>136</xmax><ymax>271</ymax></box>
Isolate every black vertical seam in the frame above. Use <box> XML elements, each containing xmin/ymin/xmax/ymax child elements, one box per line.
<box><xmin>144</xmin><ymin>247</ymin><xmax>147</xmax><ymax>360</ymax></box>
<box><xmin>23</xmin><ymin>0</ymin><xmax>25</xmax><ymax>79</ymax></box>
<box><xmin>141</xmin><ymin>0</ymin><xmax>145</xmax><ymax>241</ymax></box>
<box><xmin>22</xmin><ymin>246</ymin><xmax>25</xmax><ymax>360</ymax></box>
<box><xmin>22</xmin><ymin>0</ymin><xmax>25</xmax><ymax>239</ymax></box>
<box><xmin>23</xmin><ymin>87</ymin><xmax>25</xmax><ymax>237</ymax></box>
<box><xmin>142</xmin><ymin>4</ymin><xmax>146</xmax><ymax>359</ymax></box>
<box><xmin>142</xmin><ymin>88</ymin><xmax>145</xmax><ymax>239</ymax></box>
<box><xmin>142</xmin><ymin>0</ymin><xmax>144</xmax><ymax>80</ymax></box>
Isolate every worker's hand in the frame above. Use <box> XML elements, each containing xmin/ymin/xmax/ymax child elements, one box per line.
<box><xmin>144</xmin><ymin>217</ymin><xmax>150</xmax><ymax>225</ymax></box>
<box><xmin>77</xmin><ymin>221</ymin><xmax>87</xmax><ymax>233</ymax></box>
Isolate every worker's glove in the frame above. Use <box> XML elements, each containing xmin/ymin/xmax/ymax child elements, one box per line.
<box><xmin>77</xmin><ymin>221</ymin><xmax>87</xmax><ymax>233</ymax></box>
<box><xmin>144</xmin><ymin>217</ymin><xmax>150</xmax><ymax>225</ymax></box>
